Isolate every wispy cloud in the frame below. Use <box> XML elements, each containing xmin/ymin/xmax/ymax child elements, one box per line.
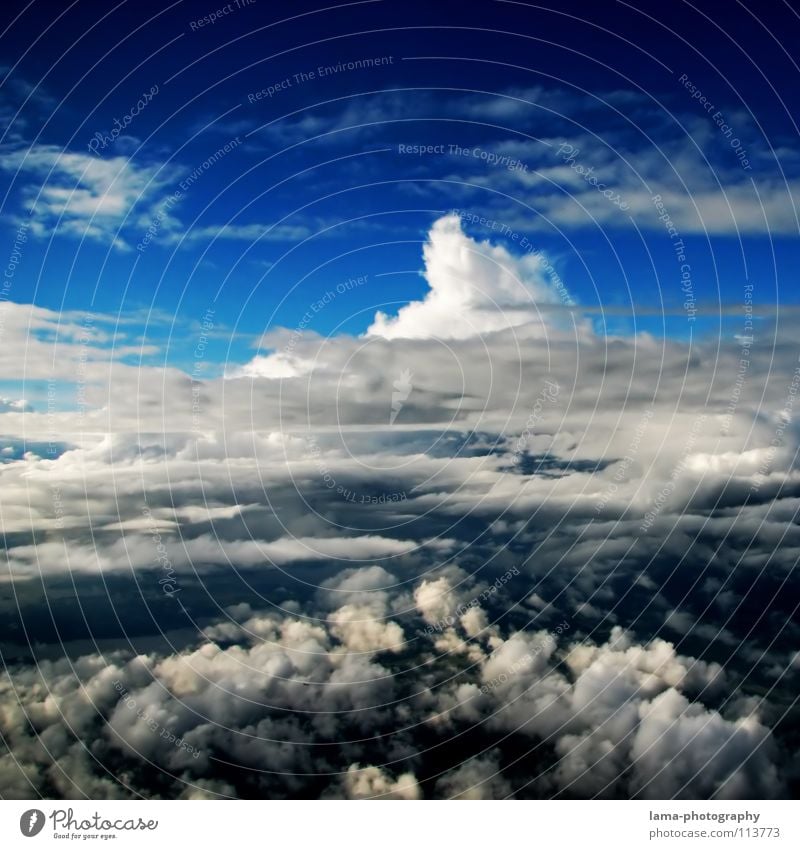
<box><xmin>0</xmin><ymin>144</ymin><xmax>181</xmax><ymax>250</ymax></box>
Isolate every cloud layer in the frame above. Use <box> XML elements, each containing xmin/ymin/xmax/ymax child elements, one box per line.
<box><xmin>1</xmin><ymin>217</ymin><xmax>798</xmax><ymax>800</ymax></box>
<box><xmin>0</xmin><ymin>566</ymin><xmax>787</xmax><ymax>799</ymax></box>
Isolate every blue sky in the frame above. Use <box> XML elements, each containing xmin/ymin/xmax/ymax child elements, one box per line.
<box><xmin>2</xmin><ymin>0</ymin><xmax>799</xmax><ymax>379</ymax></box>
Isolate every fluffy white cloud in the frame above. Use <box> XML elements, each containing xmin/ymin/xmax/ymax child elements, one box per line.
<box><xmin>414</xmin><ymin>576</ymin><xmax>461</xmax><ymax>626</ymax></box>
<box><xmin>367</xmin><ymin>214</ymin><xmax>562</xmax><ymax>340</ymax></box>
<box><xmin>337</xmin><ymin>764</ymin><xmax>421</xmax><ymax>799</ymax></box>
<box><xmin>0</xmin><ymin>397</ymin><xmax>32</xmax><ymax>413</ymax></box>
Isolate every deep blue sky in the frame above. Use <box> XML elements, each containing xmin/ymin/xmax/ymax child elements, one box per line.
<box><xmin>2</xmin><ymin>0</ymin><xmax>799</xmax><ymax>370</ymax></box>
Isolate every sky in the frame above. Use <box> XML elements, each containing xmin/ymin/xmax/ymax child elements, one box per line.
<box><xmin>1</xmin><ymin>0</ymin><xmax>800</xmax><ymax>802</ymax></box>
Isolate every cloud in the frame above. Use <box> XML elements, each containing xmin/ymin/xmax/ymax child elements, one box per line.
<box><xmin>1</xmin><ymin>532</ymin><xmax>422</xmax><ymax>580</ymax></box>
<box><xmin>414</xmin><ymin>576</ymin><xmax>462</xmax><ymax>626</ymax></box>
<box><xmin>0</xmin><ymin>574</ymin><xmax>786</xmax><ymax>799</ymax></box>
<box><xmin>367</xmin><ymin>214</ymin><xmax>563</xmax><ymax>340</ymax></box>
<box><xmin>0</xmin><ymin>397</ymin><xmax>32</xmax><ymax>413</ymax></box>
<box><xmin>435</xmin><ymin>752</ymin><xmax>512</xmax><ymax>799</ymax></box>
<box><xmin>336</xmin><ymin>764</ymin><xmax>421</xmax><ymax>799</ymax></box>
<box><xmin>445</xmin><ymin>127</ymin><xmax>800</xmax><ymax>236</ymax></box>
<box><xmin>0</xmin><ymin>213</ymin><xmax>797</xmax><ymax>801</ymax></box>
<box><xmin>0</xmin><ymin>145</ymin><xmax>179</xmax><ymax>249</ymax></box>
<box><xmin>165</xmin><ymin>222</ymin><xmax>314</xmax><ymax>244</ymax></box>
<box><xmin>238</xmin><ymin>84</ymin><xmax>800</xmax><ymax>236</ymax></box>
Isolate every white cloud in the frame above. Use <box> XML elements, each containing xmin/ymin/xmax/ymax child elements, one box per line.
<box><xmin>0</xmin><ymin>583</ymin><xmax>784</xmax><ymax>799</ymax></box>
<box><xmin>0</xmin><ymin>145</ymin><xmax>178</xmax><ymax>249</ymax></box>
<box><xmin>367</xmin><ymin>214</ymin><xmax>562</xmax><ymax>340</ymax></box>
<box><xmin>338</xmin><ymin>764</ymin><xmax>421</xmax><ymax>800</ymax></box>
<box><xmin>166</xmin><ymin>222</ymin><xmax>313</xmax><ymax>244</ymax></box>
<box><xmin>0</xmin><ymin>397</ymin><xmax>32</xmax><ymax>413</ymax></box>
<box><xmin>414</xmin><ymin>576</ymin><xmax>460</xmax><ymax>626</ymax></box>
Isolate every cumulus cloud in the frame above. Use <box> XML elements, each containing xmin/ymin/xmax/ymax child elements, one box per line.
<box><xmin>367</xmin><ymin>214</ymin><xmax>563</xmax><ymax>340</ymax></box>
<box><xmin>336</xmin><ymin>764</ymin><xmax>421</xmax><ymax>800</ymax></box>
<box><xmin>0</xmin><ymin>573</ymin><xmax>786</xmax><ymax>799</ymax></box>
<box><xmin>0</xmin><ymin>146</ymin><xmax>180</xmax><ymax>249</ymax></box>
<box><xmin>0</xmin><ymin>216</ymin><xmax>798</xmax><ymax>801</ymax></box>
